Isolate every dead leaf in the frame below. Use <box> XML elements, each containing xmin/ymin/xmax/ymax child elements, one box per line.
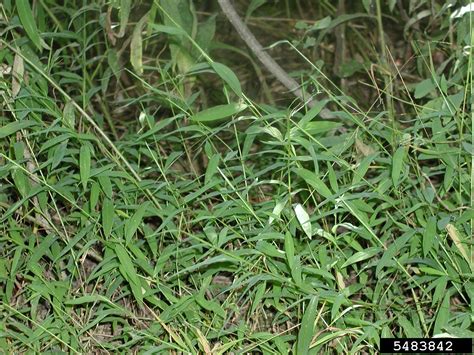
<box><xmin>12</xmin><ymin>54</ymin><xmax>24</xmax><ymax>97</ymax></box>
<box><xmin>446</xmin><ymin>223</ymin><xmax>472</xmax><ymax>270</ymax></box>
<box><xmin>105</xmin><ymin>6</ymin><xmax>117</xmax><ymax>46</ymax></box>
<box><xmin>0</xmin><ymin>63</ymin><xmax>12</xmax><ymax>75</ymax></box>
<box><xmin>355</xmin><ymin>138</ymin><xmax>375</xmax><ymax>157</ymax></box>
<box><xmin>130</xmin><ymin>13</ymin><xmax>148</xmax><ymax>75</ymax></box>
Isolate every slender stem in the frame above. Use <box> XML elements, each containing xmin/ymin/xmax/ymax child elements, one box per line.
<box><xmin>217</xmin><ymin>0</ymin><xmax>331</xmax><ymax>117</ymax></box>
<box><xmin>334</xmin><ymin>0</ymin><xmax>347</xmax><ymax>91</ymax></box>
<box><xmin>375</xmin><ymin>0</ymin><xmax>395</xmax><ymax>136</ymax></box>
<box><xmin>470</xmin><ymin>17</ymin><xmax>473</xmax><ymax>262</ymax></box>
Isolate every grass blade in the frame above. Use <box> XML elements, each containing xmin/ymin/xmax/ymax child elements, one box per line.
<box><xmin>16</xmin><ymin>0</ymin><xmax>49</xmax><ymax>51</ymax></box>
<box><xmin>79</xmin><ymin>145</ymin><xmax>91</xmax><ymax>189</ymax></box>
<box><xmin>391</xmin><ymin>146</ymin><xmax>406</xmax><ymax>187</ymax></box>
<box><xmin>297</xmin><ymin>296</ymin><xmax>319</xmax><ymax>355</ymax></box>
<box><xmin>125</xmin><ymin>202</ymin><xmax>150</xmax><ymax>244</ymax></box>
<box><xmin>191</xmin><ymin>103</ymin><xmax>246</xmax><ymax>123</ymax></box>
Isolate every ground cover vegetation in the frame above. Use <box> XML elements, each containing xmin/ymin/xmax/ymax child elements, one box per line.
<box><xmin>0</xmin><ymin>0</ymin><xmax>473</xmax><ymax>353</ymax></box>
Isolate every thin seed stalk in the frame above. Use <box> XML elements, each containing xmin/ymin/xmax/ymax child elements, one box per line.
<box><xmin>375</xmin><ymin>0</ymin><xmax>395</xmax><ymax>139</ymax></box>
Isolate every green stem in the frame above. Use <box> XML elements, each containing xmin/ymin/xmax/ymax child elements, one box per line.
<box><xmin>375</xmin><ymin>0</ymin><xmax>395</xmax><ymax>142</ymax></box>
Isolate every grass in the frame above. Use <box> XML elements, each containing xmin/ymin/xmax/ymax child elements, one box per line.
<box><xmin>0</xmin><ymin>0</ymin><xmax>473</xmax><ymax>353</ymax></box>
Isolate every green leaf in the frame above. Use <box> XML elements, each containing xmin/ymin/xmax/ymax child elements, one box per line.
<box><xmin>114</xmin><ymin>243</ymin><xmax>143</xmax><ymax>304</ymax></box>
<box><xmin>352</xmin><ymin>154</ymin><xmax>377</xmax><ymax>184</ymax></box>
<box><xmin>12</xmin><ymin>169</ymin><xmax>29</xmax><ymax>197</ymax></box>
<box><xmin>297</xmin><ymin>296</ymin><xmax>319</xmax><ymax>355</ymax></box>
<box><xmin>291</xmin><ymin>255</ymin><xmax>302</xmax><ymax>287</ymax></box>
<box><xmin>388</xmin><ymin>0</ymin><xmax>397</xmax><ymax>12</ymax></box>
<box><xmin>391</xmin><ymin>146</ymin><xmax>406</xmax><ymax>187</ymax></box>
<box><xmin>210</xmin><ymin>62</ymin><xmax>242</xmax><ymax>97</ymax></box>
<box><xmin>63</xmin><ymin>101</ymin><xmax>75</xmax><ymax>128</ymax></box>
<box><xmin>414</xmin><ymin>78</ymin><xmax>435</xmax><ymax>99</ymax></box>
<box><xmin>341</xmin><ymin>247</ymin><xmax>381</xmax><ymax>268</ymax></box>
<box><xmin>268</xmin><ymin>199</ymin><xmax>286</xmax><ymax>225</ymax></box>
<box><xmin>443</xmin><ymin>326</ymin><xmax>474</xmax><ymax>338</ymax></box>
<box><xmin>432</xmin><ymin>276</ymin><xmax>448</xmax><ymax>307</ymax></box>
<box><xmin>327</xmin><ymin>163</ymin><xmax>338</xmax><ymax>191</ymax></box>
<box><xmin>149</xmin><ymin>23</ymin><xmax>186</xmax><ymax>36</ymax></box>
<box><xmin>191</xmin><ymin>103</ymin><xmax>246</xmax><ymax>123</ymax></box>
<box><xmin>98</xmin><ymin>175</ymin><xmax>113</xmax><ymax>199</ymax></box>
<box><xmin>90</xmin><ymin>181</ymin><xmax>100</xmax><ymax>210</ymax></box>
<box><xmin>295</xmin><ymin>168</ymin><xmax>332</xmax><ymax>198</ymax></box>
<box><xmin>423</xmin><ymin>216</ymin><xmax>436</xmax><ymax>257</ymax></box>
<box><xmin>130</xmin><ymin>13</ymin><xmax>148</xmax><ymax>75</ymax></box>
<box><xmin>0</xmin><ymin>120</ymin><xmax>37</xmax><ymax>139</ymax></box>
<box><xmin>107</xmin><ymin>49</ymin><xmax>121</xmax><ymax>80</ymax></box>
<box><xmin>299</xmin><ymin>121</ymin><xmax>341</xmax><ymax>136</ymax></box>
<box><xmin>310</xmin><ymin>16</ymin><xmax>331</xmax><ymax>30</ymax></box>
<box><xmin>125</xmin><ymin>202</ymin><xmax>150</xmax><ymax>244</ymax></box>
<box><xmin>299</xmin><ymin>100</ymin><xmax>329</xmax><ymax>126</ymax></box>
<box><xmin>420</xmin><ymin>266</ymin><xmax>447</xmax><ymax>277</ymax></box>
<box><xmin>117</xmin><ymin>0</ymin><xmax>131</xmax><ymax>38</ymax></box>
<box><xmin>204</xmin><ymin>153</ymin><xmax>220</xmax><ymax>185</ymax></box>
<box><xmin>66</xmin><ymin>295</ymin><xmax>111</xmax><ymax>305</ymax></box>
<box><xmin>256</xmin><ymin>240</ymin><xmax>285</xmax><ymax>258</ymax></box>
<box><xmin>250</xmin><ymin>281</ymin><xmax>266</xmax><ymax>314</ymax></box>
<box><xmin>79</xmin><ymin>145</ymin><xmax>91</xmax><ymax>189</ymax></box>
<box><xmin>102</xmin><ymin>198</ymin><xmax>114</xmax><ymax>238</ymax></box>
<box><xmin>284</xmin><ymin>232</ymin><xmax>295</xmax><ymax>270</ymax></box>
<box><xmin>399</xmin><ymin>316</ymin><xmax>422</xmax><ymax>337</ymax></box>
<box><xmin>194</xmin><ymin>14</ymin><xmax>216</xmax><ymax>53</ymax></box>
<box><xmin>433</xmin><ymin>291</ymin><xmax>450</xmax><ymax>335</ymax></box>
<box><xmin>362</xmin><ymin>0</ymin><xmax>373</xmax><ymax>13</ymax></box>
<box><xmin>28</xmin><ymin>234</ymin><xmax>56</xmax><ymax>268</ymax></box>
<box><xmin>16</xmin><ymin>0</ymin><xmax>49</xmax><ymax>51</ymax></box>
<box><xmin>160</xmin><ymin>0</ymin><xmax>194</xmax><ymax>35</ymax></box>
<box><xmin>195</xmin><ymin>293</ymin><xmax>225</xmax><ymax>318</ymax></box>
<box><xmin>330</xmin><ymin>294</ymin><xmax>345</xmax><ymax>321</ymax></box>
<box><xmin>245</xmin><ymin>0</ymin><xmax>266</xmax><ymax>20</ymax></box>
<box><xmin>203</xmin><ymin>225</ymin><xmax>217</xmax><ymax>245</ymax></box>
<box><xmin>376</xmin><ymin>231</ymin><xmax>412</xmax><ymax>277</ymax></box>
